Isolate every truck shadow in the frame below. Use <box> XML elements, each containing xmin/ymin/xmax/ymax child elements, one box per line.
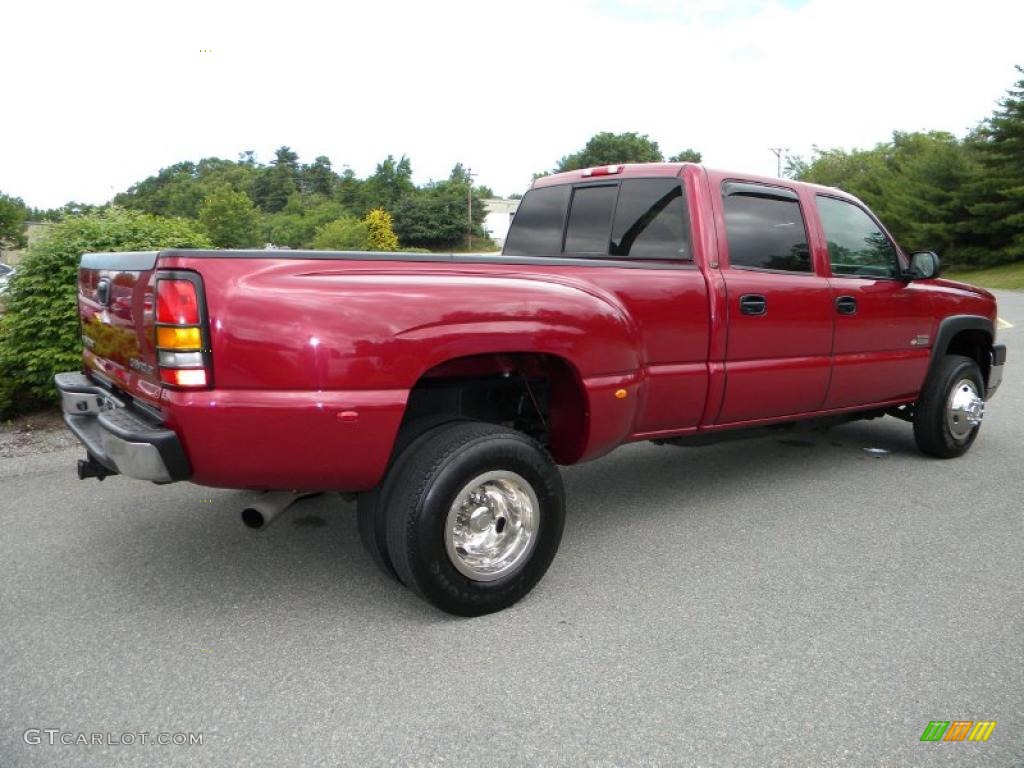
<box><xmin>559</xmin><ymin>418</ymin><xmax>922</xmax><ymax>542</ymax></box>
<box><xmin>104</xmin><ymin>417</ymin><xmax>924</xmax><ymax>622</ymax></box>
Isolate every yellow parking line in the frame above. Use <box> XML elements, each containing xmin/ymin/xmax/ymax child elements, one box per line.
<box><xmin>997</xmin><ymin>317</ymin><xmax>1013</xmax><ymax>329</ymax></box>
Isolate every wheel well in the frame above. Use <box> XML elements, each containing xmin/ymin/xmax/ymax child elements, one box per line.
<box><xmin>400</xmin><ymin>353</ymin><xmax>587</xmax><ymax>464</ymax></box>
<box><xmin>946</xmin><ymin>329</ymin><xmax>991</xmax><ymax>382</ymax></box>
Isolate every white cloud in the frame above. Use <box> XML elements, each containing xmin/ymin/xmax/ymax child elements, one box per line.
<box><xmin>1</xmin><ymin>0</ymin><xmax>1021</xmax><ymax>208</ymax></box>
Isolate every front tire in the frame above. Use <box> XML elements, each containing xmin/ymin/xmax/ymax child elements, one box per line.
<box><xmin>913</xmin><ymin>354</ymin><xmax>985</xmax><ymax>458</ymax></box>
<box><xmin>385</xmin><ymin>422</ymin><xmax>565</xmax><ymax>616</ymax></box>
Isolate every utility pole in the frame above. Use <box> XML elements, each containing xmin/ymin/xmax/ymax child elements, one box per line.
<box><xmin>466</xmin><ymin>167</ymin><xmax>476</xmax><ymax>251</ymax></box>
<box><xmin>768</xmin><ymin>147</ymin><xmax>789</xmax><ymax>178</ymax></box>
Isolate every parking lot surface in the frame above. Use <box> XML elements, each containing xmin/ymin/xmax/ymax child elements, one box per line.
<box><xmin>2</xmin><ymin>292</ymin><xmax>1021</xmax><ymax>767</ymax></box>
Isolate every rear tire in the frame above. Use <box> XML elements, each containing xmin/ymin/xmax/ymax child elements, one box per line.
<box><xmin>357</xmin><ymin>490</ymin><xmax>400</xmax><ymax>582</ymax></box>
<box><xmin>913</xmin><ymin>354</ymin><xmax>985</xmax><ymax>458</ymax></box>
<box><xmin>385</xmin><ymin>422</ymin><xmax>565</xmax><ymax>616</ymax></box>
<box><xmin>357</xmin><ymin>418</ymin><xmax>466</xmax><ymax>582</ymax></box>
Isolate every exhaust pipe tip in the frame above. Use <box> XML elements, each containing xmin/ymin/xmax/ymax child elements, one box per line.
<box><xmin>240</xmin><ymin>507</ymin><xmax>266</xmax><ymax>529</ymax></box>
<box><xmin>240</xmin><ymin>491</ymin><xmax>318</xmax><ymax>530</ymax></box>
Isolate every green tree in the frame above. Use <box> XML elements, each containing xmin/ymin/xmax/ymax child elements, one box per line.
<box><xmin>53</xmin><ymin>202</ymin><xmax>103</xmax><ymax>218</ymax></box>
<box><xmin>393</xmin><ymin>174</ymin><xmax>487</xmax><ymax>250</ymax></box>
<box><xmin>273</xmin><ymin>146</ymin><xmax>299</xmax><ymax>173</ymax></box>
<box><xmin>362</xmin><ymin>155</ymin><xmax>415</xmax><ymax>214</ymax></box>
<box><xmin>555</xmin><ymin>132</ymin><xmax>663</xmax><ymax>172</ymax></box>
<box><xmin>114</xmin><ymin>157</ymin><xmax>260</xmax><ymax>219</ymax></box>
<box><xmin>0</xmin><ymin>192</ymin><xmax>29</xmax><ymax>251</ymax></box>
<box><xmin>0</xmin><ymin>209</ymin><xmax>210</xmax><ymax>415</ymax></box>
<box><xmin>253</xmin><ymin>146</ymin><xmax>300</xmax><ymax>213</ymax></box>
<box><xmin>793</xmin><ymin>132</ymin><xmax>977</xmax><ymax>261</ymax></box>
<box><xmin>960</xmin><ymin>66</ymin><xmax>1024</xmax><ymax>264</ymax></box>
<box><xmin>114</xmin><ymin>161</ymin><xmax>204</xmax><ymax>218</ymax></box>
<box><xmin>668</xmin><ymin>148</ymin><xmax>702</xmax><ymax>163</ymax></box>
<box><xmin>195</xmin><ymin>157</ymin><xmax>258</xmax><ymax>199</ymax></box>
<box><xmin>783</xmin><ymin>155</ymin><xmax>810</xmax><ymax>179</ymax></box>
<box><xmin>262</xmin><ymin>197</ymin><xmax>348</xmax><ymax>249</ymax></box>
<box><xmin>365</xmin><ymin>208</ymin><xmax>399</xmax><ymax>251</ymax></box>
<box><xmin>198</xmin><ymin>185</ymin><xmax>261</xmax><ymax>248</ymax></box>
<box><xmin>335</xmin><ymin>167</ymin><xmax>364</xmax><ymax>212</ymax></box>
<box><xmin>312</xmin><ymin>215</ymin><xmax>369</xmax><ymax>250</ymax></box>
<box><xmin>301</xmin><ymin>155</ymin><xmax>337</xmax><ymax>198</ymax></box>
<box><xmin>879</xmin><ymin>132</ymin><xmax>975</xmax><ymax>260</ymax></box>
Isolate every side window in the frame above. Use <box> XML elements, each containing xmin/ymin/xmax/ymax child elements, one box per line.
<box><xmin>564</xmin><ymin>185</ymin><xmax>618</xmax><ymax>253</ymax></box>
<box><xmin>817</xmin><ymin>196</ymin><xmax>900</xmax><ymax>278</ymax></box>
<box><xmin>722</xmin><ymin>186</ymin><xmax>811</xmax><ymax>272</ymax></box>
<box><xmin>611</xmin><ymin>179</ymin><xmax>689</xmax><ymax>259</ymax></box>
<box><xmin>503</xmin><ymin>185</ymin><xmax>570</xmax><ymax>256</ymax></box>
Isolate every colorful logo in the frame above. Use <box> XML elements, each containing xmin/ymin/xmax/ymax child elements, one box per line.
<box><xmin>920</xmin><ymin>721</ymin><xmax>997</xmax><ymax>742</ymax></box>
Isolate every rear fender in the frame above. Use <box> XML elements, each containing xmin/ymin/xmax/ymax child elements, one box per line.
<box><xmin>394</xmin><ymin>279</ymin><xmax>644</xmax><ymax>462</ymax></box>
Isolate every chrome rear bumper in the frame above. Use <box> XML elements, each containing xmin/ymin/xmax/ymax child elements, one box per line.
<box><xmin>54</xmin><ymin>372</ymin><xmax>190</xmax><ymax>483</ymax></box>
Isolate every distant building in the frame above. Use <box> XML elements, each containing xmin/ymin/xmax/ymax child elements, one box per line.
<box><xmin>482</xmin><ymin>198</ymin><xmax>520</xmax><ymax>247</ymax></box>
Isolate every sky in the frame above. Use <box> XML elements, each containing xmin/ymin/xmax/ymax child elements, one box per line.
<box><xmin>1</xmin><ymin>0</ymin><xmax>1022</xmax><ymax>209</ymax></box>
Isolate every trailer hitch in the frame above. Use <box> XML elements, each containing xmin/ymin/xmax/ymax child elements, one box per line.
<box><xmin>77</xmin><ymin>456</ymin><xmax>117</xmax><ymax>481</ymax></box>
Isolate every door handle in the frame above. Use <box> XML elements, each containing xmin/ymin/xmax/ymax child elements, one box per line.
<box><xmin>739</xmin><ymin>294</ymin><xmax>767</xmax><ymax>316</ymax></box>
<box><xmin>836</xmin><ymin>296</ymin><xmax>857</xmax><ymax>315</ymax></box>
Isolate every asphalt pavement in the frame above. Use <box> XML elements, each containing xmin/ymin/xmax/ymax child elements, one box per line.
<box><xmin>2</xmin><ymin>292</ymin><xmax>1022</xmax><ymax>767</ymax></box>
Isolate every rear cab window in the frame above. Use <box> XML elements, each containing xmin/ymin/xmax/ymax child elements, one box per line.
<box><xmin>502</xmin><ymin>185</ymin><xmax>570</xmax><ymax>256</ymax></box>
<box><xmin>504</xmin><ymin>177</ymin><xmax>690</xmax><ymax>261</ymax></box>
<box><xmin>564</xmin><ymin>185</ymin><xmax>618</xmax><ymax>253</ymax></box>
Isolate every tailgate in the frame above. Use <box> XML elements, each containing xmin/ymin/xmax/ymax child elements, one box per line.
<box><xmin>78</xmin><ymin>251</ymin><xmax>163</xmax><ymax>402</ymax></box>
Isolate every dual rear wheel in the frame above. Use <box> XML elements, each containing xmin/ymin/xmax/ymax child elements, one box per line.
<box><xmin>358</xmin><ymin>422</ymin><xmax>565</xmax><ymax>616</ymax></box>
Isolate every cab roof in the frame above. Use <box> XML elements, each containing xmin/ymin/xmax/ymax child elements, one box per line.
<box><xmin>532</xmin><ymin>162</ymin><xmax>855</xmax><ymax>203</ymax></box>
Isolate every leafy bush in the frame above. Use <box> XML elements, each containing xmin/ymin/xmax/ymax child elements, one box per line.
<box><xmin>365</xmin><ymin>208</ymin><xmax>399</xmax><ymax>251</ymax></box>
<box><xmin>0</xmin><ymin>208</ymin><xmax>210</xmax><ymax>416</ymax></box>
<box><xmin>312</xmin><ymin>216</ymin><xmax>369</xmax><ymax>250</ymax></box>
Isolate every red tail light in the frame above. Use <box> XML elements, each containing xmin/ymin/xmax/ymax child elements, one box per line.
<box><xmin>157</xmin><ymin>280</ymin><xmax>200</xmax><ymax>325</ymax></box>
<box><xmin>154</xmin><ymin>274</ymin><xmax>211</xmax><ymax>389</ymax></box>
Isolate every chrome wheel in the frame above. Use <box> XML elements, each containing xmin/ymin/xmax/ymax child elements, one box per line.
<box><xmin>946</xmin><ymin>378</ymin><xmax>984</xmax><ymax>440</ymax></box>
<box><xmin>444</xmin><ymin>470</ymin><xmax>539</xmax><ymax>582</ymax></box>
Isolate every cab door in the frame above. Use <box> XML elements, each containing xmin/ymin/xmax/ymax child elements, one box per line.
<box><xmin>813</xmin><ymin>194</ymin><xmax>933</xmax><ymax>407</ymax></box>
<box><xmin>714</xmin><ymin>182</ymin><xmax>834</xmax><ymax>424</ymax></box>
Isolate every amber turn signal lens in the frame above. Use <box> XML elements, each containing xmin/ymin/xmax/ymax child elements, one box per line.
<box><xmin>156</xmin><ymin>326</ymin><xmax>202</xmax><ymax>349</ymax></box>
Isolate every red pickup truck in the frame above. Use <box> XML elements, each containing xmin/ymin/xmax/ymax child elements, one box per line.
<box><xmin>56</xmin><ymin>162</ymin><xmax>1005</xmax><ymax>615</ymax></box>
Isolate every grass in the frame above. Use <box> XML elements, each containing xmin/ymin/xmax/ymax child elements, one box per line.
<box><xmin>442</xmin><ymin>236</ymin><xmax>501</xmax><ymax>254</ymax></box>
<box><xmin>945</xmin><ymin>261</ymin><xmax>1024</xmax><ymax>290</ymax></box>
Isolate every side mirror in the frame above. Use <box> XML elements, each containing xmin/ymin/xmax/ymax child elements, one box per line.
<box><xmin>908</xmin><ymin>251</ymin><xmax>941</xmax><ymax>280</ymax></box>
